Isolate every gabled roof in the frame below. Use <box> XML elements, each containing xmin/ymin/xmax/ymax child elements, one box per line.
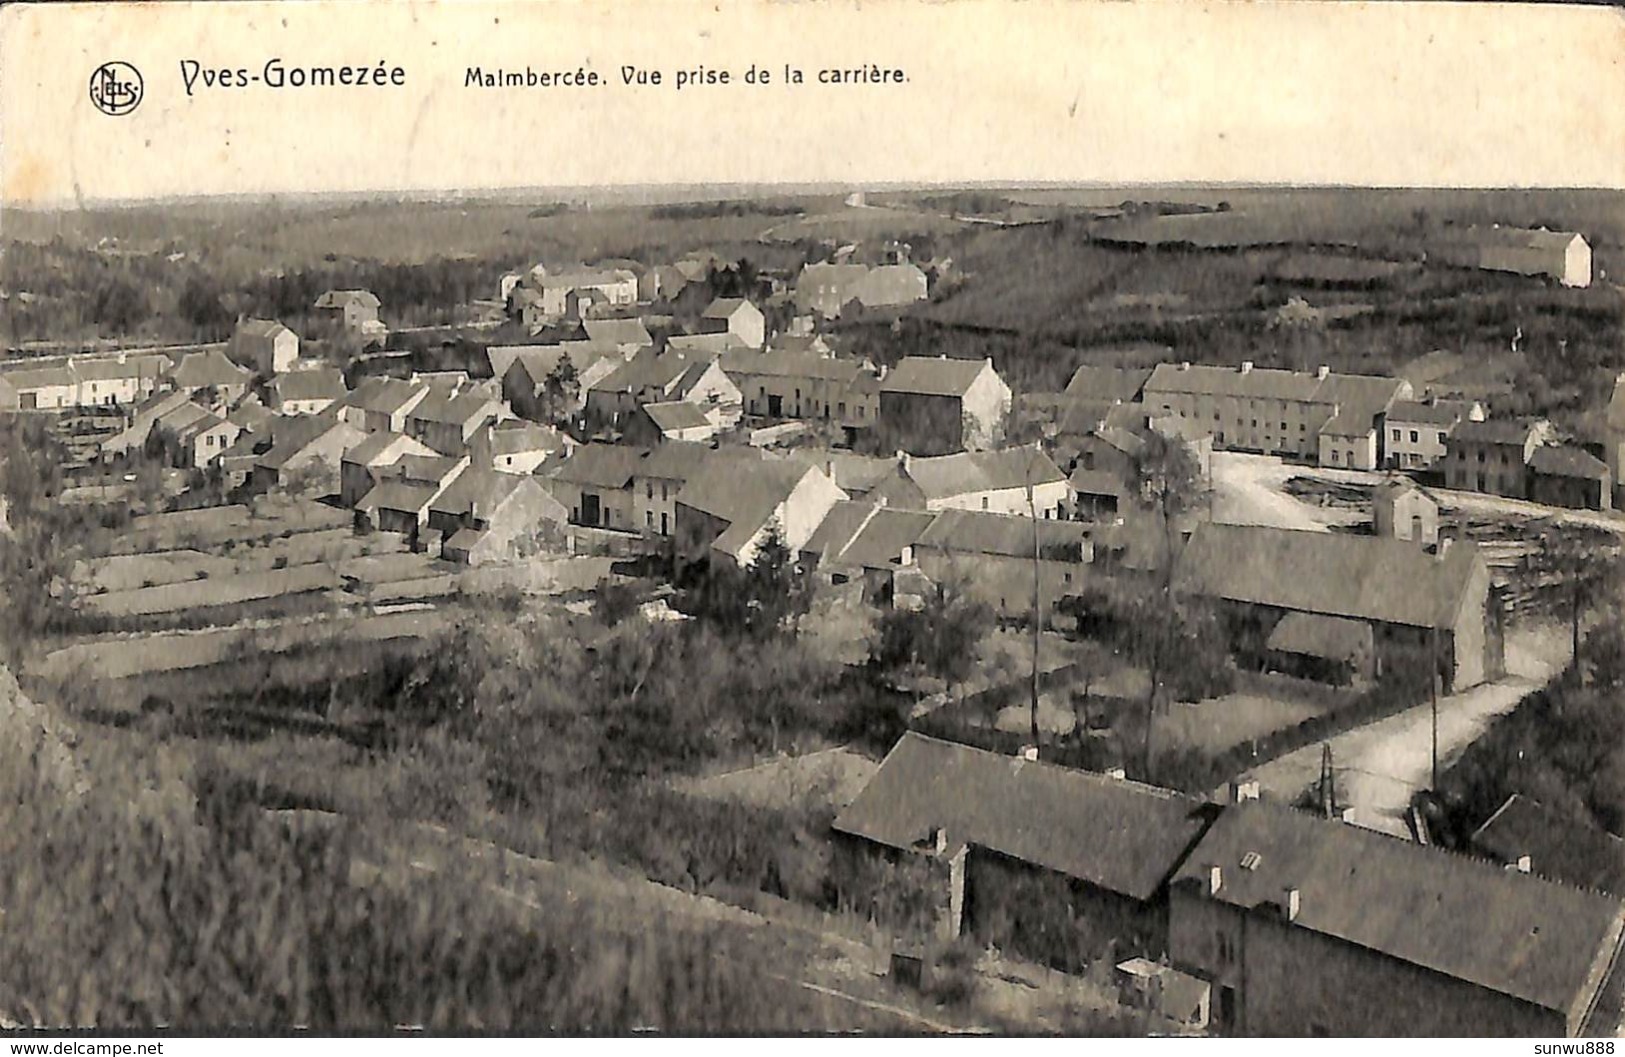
<box><xmin>72</xmin><ymin>353</ymin><xmax>173</xmax><ymax>381</ymax></box>
<box><xmin>344</xmin><ymin>377</ymin><xmax>426</xmax><ymax>415</ymax></box>
<box><xmin>902</xmin><ymin>445</ymin><xmax>1065</xmax><ymax>501</ymax></box>
<box><xmin>314</xmin><ymin>289</ymin><xmax>380</xmax><ymax>310</ymax></box>
<box><xmin>676</xmin><ymin>458</ymin><xmax>816</xmax><ymax>555</ymax></box>
<box><xmin>590</xmin><ymin>353</ymin><xmax>695</xmax><ymax>395</ymax></box>
<box><xmin>1064</xmin><ymin>365</ymin><xmax>1154</xmax><ymax>403</ymax></box>
<box><xmin>881</xmin><ymin>356</ymin><xmax>994</xmax><ymax>398</ymax></box>
<box><xmin>172</xmin><ymin>409</ymin><xmax>233</xmax><ymax>443</ymax></box>
<box><xmin>257</xmin><ymin>414</ymin><xmax>359</xmax><ymax>471</ymax></box>
<box><xmin>835</xmin><ymin>733</ymin><xmax>1218</xmax><ymax>902</ymax></box>
<box><xmin>429</xmin><ymin>465</ymin><xmax>524</xmax><ymax>520</ymax></box>
<box><xmin>406</xmin><ymin>390</ymin><xmax>495</xmax><ymax>427</ymax></box>
<box><xmin>643</xmin><ymin>401</ymin><xmax>712</xmax><ymax>432</ymax></box>
<box><xmin>1176</xmin><ymin>800</ymin><xmax>1625</xmax><ymax>1019</ymax></box>
<box><xmin>342</xmin><ymin>430</ymin><xmax>430</xmax><ymax>467</ymax></box>
<box><xmin>156</xmin><ymin>401</ymin><xmax>212</xmax><ymax>434</ymax></box>
<box><xmin>582</xmin><ymin>317</ymin><xmax>654</xmax><ymax>348</ymax></box>
<box><xmin>357</xmin><ymin>481</ymin><xmax>437</xmax><ymax>515</ymax></box>
<box><xmin>1472</xmin><ymin>795</ymin><xmax>1625</xmax><ymax>897</ymax></box>
<box><xmin>171</xmin><ymin>349</ymin><xmax>251</xmax><ymax>389</ymax></box>
<box><xmin>1437</xmin><ymin>226</ymin><xmax>1587</xmax><ymax>254</ymax></box>
<box><xmin>270</xmin><ymin>367</ymin><xmax>346</xmax><ymax>404</ymax></box>
<box><xmin>236</xmin><ymin>318</ymin><xmax>292</xmax><ymax>340</ymax></box>
<box><xmin>1388</xmin><ymin>399</ymin><xmax>1468</xmax><ymax>427</ymax></box>
<box><xmin>1146</xmin><ymin>363</ymin><xmax>1328</xmax><ymax>402</ymax></box>
<box><xmin>785</xmin><ymin>450</ymin><xmax>897</xmax><ymax>494</ymax></box>
<box><xmin>490</xmin><ymin>420</ymin><xmax>567</xmax><ymax>457</ymax></box>
<box><xmin>0</xmin><ymin>364</ymin><xmax>75</xmax><ymax>389</ymax></box>
<box><xmin>702</xmin><ymin>297</ymin><xmax>758</xmax><ymax>320</ymax></box>
<box><xmin>546</xmin><ymin>443</ymin><xmax>651</xmax><ymax>489</ymax></box>
<box><xmin>915</xmin><ymin>508</ymin><xmax>1092</xmax><ymax>559</ymax></box>
<box><xmin>227</xmin><ymin>398</ymin><xmax>274</xmax><ymax>434</ymax></box>
<box><xmin>1174</xmin><ymin>523</ymin><xmax>1485</xmax><ymax>630</ymax></box>
<box><xmin>801</xmin><ymin>501</ymin><xmax>937</xmax><ymax>570</ymax></box>
<box><xmin>718</xmin><ymin>349</ymin><xmax>865</xmax><ymax>383</ymax></box>
<box><xmin>1531</xmin><ymin>445</ymin><xmax>1610</xmax><ymax>481</ymax></box>
<box><xmin>667</xmin><ymin>332</ymin><xmax>755</xmax><ymax>357</ymax></box>
<box><xmin>1453</xmin><ymin>418</ymin><xmax>1546</xmax><ymax>447</ymax></box>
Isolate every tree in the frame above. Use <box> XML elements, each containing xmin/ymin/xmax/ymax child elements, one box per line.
<box><xmin>1543</xmin><ymin>529</ymin><xmax>1625</xmax><ymax>686</ymax></box>
<box><xmin>1130</xmin><ymin>430</ymin><xmax>1210</xmax><ymax>779</ymax></box>
<box><xmin>742</xmin><ymin>520</ymin><xmax>810</xmax><ymax>639</ymax></box>
<box><xmin>540</xmin><ymin>357</ymin><xmax>580</xmax><ymax>425</ymax></box>
<box><xmin>869</xmin><ymin>578</ymin><xmax>995</xmax><ymax>700</ymax></box>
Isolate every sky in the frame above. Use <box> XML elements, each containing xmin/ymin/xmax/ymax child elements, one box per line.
<box><xmin>1</xmin><ymin>0</ymin><xmax>1622</xmax><ymax>207</ymax></box>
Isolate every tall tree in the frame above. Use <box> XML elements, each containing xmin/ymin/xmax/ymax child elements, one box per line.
<box><xmin>1545</xmin><ymin>529</ymin><xmax>1625</xmax><ymax>686</ymax></box>
<box><xmin>1131</xmin><ymin>429</ymin><xmax>1209</xmax><ymax>779</ymax></box>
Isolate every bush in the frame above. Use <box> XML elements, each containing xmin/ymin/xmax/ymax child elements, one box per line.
<box><xmin>924</xmin><ymin>938</ymin><xmax>979</xmax><ymax>1007</ymax></box>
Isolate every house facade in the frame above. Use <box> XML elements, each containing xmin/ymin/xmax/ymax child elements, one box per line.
<box><xmin>231</xmin><ymin>319</ymin><xmax>300</xmax><ymax>375</ymax></box>
<box><xmin>1432</xmin><ymin>228</ymin><xmax>1592</xmax><ymax>289</ymax></box>
<box><xmin>910</xmin><ymin>509</ymin><xmax>1094</xmax><ymax>620</ymax></box>
<box><xmin>1385</xmin><ymin>398</ymin><xmax>1485</xmax><ymax>469</ymax></box>
<box><xmin>1443</xmin><ymin>419</ymin><xmax>1554</xmax><ymax>498</ymax></box>
<box><xmin>871</xmin><ymin>446</ymin><xmax>1070</xmax><ymax>518</ymax></box>
<box><xmin>1529</xmin><ymin>446</ymin><xmax>1613</xmax><ymax>511</ymax></box>
<box><xmin>1169</xmin><ymin>800</ymin><xmax>1625</xmax><ymax>1037</ymax></box>
<box><xmin>699</xmin><ymin>298</ymin><xmax>766</xmax><ymax>349</ymax></box>
<box><xmin>877</xmin><ymin>357</ymin><xmax>1012</xmax><ymax>456</ymax></box>
<box><xmin>267</xmin><ymin>367</ymin><xmax>347</xmax><ymax>416</ymax></box>
<box><xmin>339</xmin><ymin>431</ymin><xmax>438</xmax><ymax>508</ymax></box>
<box><xmin>1372</xmin><ymin>478</ymin><xmax>1441</xmax><ymax>544</ymax></box>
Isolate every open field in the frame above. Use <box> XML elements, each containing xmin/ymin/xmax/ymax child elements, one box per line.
<box><xmin>675</xmin><ymin>747</ymin><xmax>880</xmax><ymax>813</ymax></box>
<box><xmin>759</xmin><ymin>205</ymin><xmax>969</xmax><ymax>244</ymax></box>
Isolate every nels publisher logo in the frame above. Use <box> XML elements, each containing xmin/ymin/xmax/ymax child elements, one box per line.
<box><xmin>89</xmin><ymin>61</ymin><xmax>143</xmax><ymax>116</ymax></box>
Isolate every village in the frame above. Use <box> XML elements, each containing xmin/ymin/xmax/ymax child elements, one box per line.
<box><xmin>4</xmin><ymin>192</ymin><xmax>1625</xmax><ymax>1036</ymax></box>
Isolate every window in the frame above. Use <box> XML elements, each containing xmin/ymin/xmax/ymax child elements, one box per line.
<box><xmin>1392</xmin><ymin>428</ymin><xmax>1402</xmax><ymax>442</ymax></box>
<box><xmin>646</xmin><ymin>483</ymin><xmax>653</xmax><ymax>499</ymax></box>
<box><xmin>1330</xmin><ymin>450</ymin><xmax>1341</xmax><ymax>465</ymax></box>
<box><xmin>1250</xmin><ymin>419</ymin><xmax>1258</xmax><ymax>428</ymax></box>
<box><xmin>661</xmin><ymin>483</ymin><xmax>668</xmax><ymax>501</ymax></box>
<box><xmin>838</xmin><ymin>402</ymin><xmax>846</xmax><ymax>416</ymax></box>
<box><xmin>1216</xmin><ymin>931</ymin><xmax>1234</xmax><ymax>964</ymax></box>
<box><xmin>1410</xmin><ymin>430</ymin><xmax>1419</xmax><ymax>443</ymax></box>
<box><xmin>1082</xmin><ymin>452</ymin><xmax>1095</xmax><ymax>470</ymax></box>
<box><xmin>1437</xmin><ymin>431</ymin><xmax>1446</xmax><ymax>445</ymax></box>
<box><xmin>646</xmin><ymin>511</ymin><xmax>653</xmax><ymax>528</ymax></box>
<box><xmin>981</xmin><ymin>497</ymin><xmax>989</xmax><ymax>510</ymax></box>
<box><xmin>1213</xmin><ymin>411</ymin><xmax>1220</xmax><ymax>421</ymax></box>
<box><xmin>1477</xmin><ymin>450</ymin><xmax>1486</xmax><ymax>463</ymax></box>
<box><xmin>1281</xmin><ymin>422</ymin><xmax>1287</xmax><ymax>431</ymax></box>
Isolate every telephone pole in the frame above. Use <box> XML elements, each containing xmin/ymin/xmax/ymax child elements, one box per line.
<box><xmin>1430</xmin><ymin>623</ymin><xmax>1440</xmax><ymax>791</ymax></box>
<box><xmin>1028</xmin><ymin>453</ymin><xmax>1041</xmax><ymax>753</ymax></box>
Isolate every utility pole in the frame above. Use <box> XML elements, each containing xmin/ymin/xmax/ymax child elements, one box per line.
<box><xmin>1430</xmin><ymin>622</ymin><xmax>1440</xmax><ymax>791</ymax></box>
<box><xmin>1028</xmin><ymin>451</ymin><xmax>1041</xmax><ymax>754</ymax></box>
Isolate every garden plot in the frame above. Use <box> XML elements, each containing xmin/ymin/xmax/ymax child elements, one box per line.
<box><xmin>83</xmin><ymin>563</ymin><xmax>344</xmax><ymax>618</ymax></box>
<box><xmin>72</xmin><ymin>550</ymin><xmax>240</xmax><ymax>593</ymax></box>
<box><xmin>35</xmin><ymin>610</ymin><xmax>448</xmax><ymax>681</ymax></box>
<box><xmin>105</xmin><ymin>500</ymin><xmax>352</xmax><ymax>556</ymax></box>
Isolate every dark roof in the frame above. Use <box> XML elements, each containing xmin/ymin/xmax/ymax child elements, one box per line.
<box><xmin>171</xmin><ymin>349</ymin><xmax>251</xmax><ymax>388</ymax></box>
<box><xmin>881</xmin><ymin>356</ymin><xmax>995</xmax><ymax>398</ymax></box>
<box><xmin>358</xmin><ymin>481</ymin><xmax>437</xmax><ymax>514</ymax></box>
<box><xmin>915</xmin><ymin>508</ymin><xmax>1092</xmax><ymax>559</ymax></box>
<box><xmin>547</xmin><ymin>443</ymin><xmax>650</xmax><ymax>489</ymax></box>
<box><xmin>429</xmin><ymin>465</ymin><xmax>524</xmax><ymax>520</ymax></box>
<box><xmin>72</xmin><ymin>353</ymin><xmax>172</xmax><ymax>381</ymax></box>
<box><xmin>315</xmin><ymin>289</ymin><xmax>381</xmax><ymax>309</ymax></box>
<box><xmin>1388</xmin><ymin>399</ymin><xmax>1468</xmax><ymax>427</ymax></box>
<box><xmin>1531</xmin><ymin>445</ymin><xmax>1610</xmax><ymax>481</ymax></box>
<box><xmin>702</xmin><ymin>297</ymin><xmax>757</xmax><ymax>320</ymax></box>
<box><xmin>1176</xmin><ymin>801</ymin><xmax>1625</xmax><ymax>1018</ymax></box>
<box><xmin>1174</xmin><ymin>523</ymin><xmax>1483</xmax><ymax>630</ymax></box>
<box><xmin>258</xmin><ymin>415</ymin><xmax>357</xmax><ymax>470</ymax></box>
<box><xmin>903</xmin><ymin>445</ymin><xmax>1065</xmax><ymax>500</ymax></box>
<box><xmin>236</xmin><ymin>318</ymin><xmax>292</xmax><ymax>340</ymax></box>
<box><xmin>343</xmin><ymin>431</ymin><xmax>419</xmax><ymax>466</ymax></box>
<box><xmin>834</xmin><ymin>733</ymin><xmax>1217</xmax><ymax>901</ymax></box>
<box><xmin>270</xmin><ymin>367</ymin><xmax>346</xmax><ymax>403</ymax></box>
<box><xmin>1064</xmin><ymin>365</ymin><xmax>1154</xmax><ymax>403</ymax></box>
<box><xmin>801</xmin><ymin>502</ymin><xmax>936</xmax><ymax>570</ymax></box>
<box><xmin>1453</xmin><ymin>417</ymin><xmax>1544</xmax><ymax>447</ymax></box>
<box><xmin>1265</xmin><ymin>612</ymin><xmax>1374</xmax><ymax>661</ymax></box>
<box><xmin>1436</xmin><ymin>226</ymin><xmax>1587</xmax><ymax>254</ymax></box>
<box><xmin>490</xmin><ymin>420</ymin><xmax>566</xmax><ymax>457</ymax></box>
<box><xmin>407</xmin><ymin>390</ymin><xmax>496</xmax><ymax>427</ymax></box>
<box><xmin>643</xmin><ymin>401</ymin><xmax>712</xmax><ymax>432</ymax></box>
<box><xmin>345</xmin><ymin>377</ymin><xmax>426</xmax><ymax>415</ymax></box>
<box><xmin>1472</xmin><ymin>796</ymin><xmax>1625</xmax><ymax>897</ymax></box>
<box><xmin>582</xmin><ymin>318</ymin><xmax>654</xmax><ymax>347</ymax></box>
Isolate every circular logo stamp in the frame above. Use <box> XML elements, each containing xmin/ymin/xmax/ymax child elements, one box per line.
<box><xmin>89</xmin><ymin>61</ymin><xmax>143</xmax><ymax>116</ymax></box>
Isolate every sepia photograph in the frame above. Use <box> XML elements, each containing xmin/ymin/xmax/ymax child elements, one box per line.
<box><xmin>1</xmin><ymin>0</ymin><xmax>1624</xmax><ymax>1041</ymax></box>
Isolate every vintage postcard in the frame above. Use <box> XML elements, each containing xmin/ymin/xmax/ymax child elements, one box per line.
<box><xmin>1</xmin><ymin>0</ymin><xmax>1624</xmax><ymax>1042</ymax></box>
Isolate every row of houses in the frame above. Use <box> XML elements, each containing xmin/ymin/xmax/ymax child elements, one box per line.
<box><xmin>835</xmin><ymin>733</ymin><xmax>1625</xmax><ymax>1037</ymax></box>
<box><xmin>1056</xmin><ymin>359</ymin><xmax>1613</xmax><ymax>510</ymax></box>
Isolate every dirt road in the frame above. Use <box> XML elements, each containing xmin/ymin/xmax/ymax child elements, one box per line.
<box><xmin>1241</xmin><ymin>624</ymin><xmax>1569</xmax><ymax>836</ymax></box>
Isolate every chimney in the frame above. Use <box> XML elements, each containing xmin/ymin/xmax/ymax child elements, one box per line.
<box><xmin>1106</xmin><ymin>767</ymin><xmax>1127</xmax><ymax>780</ymax></box>
<box><xmin>1229</xmin><ymin>778</ymin><xmax>1260</xmax><ymax>804</ymax></box>
<box><xmin>1179</xmin><ymin>361</ymin><xmax>1191</xmax><ymax>372</ymax></box>
<box><xmin>1020</xmin><ymin>745</ymin><xmax>1039</xmax><ymax>762</ymax></box>
<box><xmin>1208</xmin><ymin>865</ymin><xmax>1223</xmax><ymax>896</ymax></box>
<box><xmin>1516</xmin><ymin>855</ymin><xmax>1532</xmax><ymax>874</ymax></box>
<box><xmin>1284</xmin><ymin>887</ymin><xmax>1301</xmax><ymax>922</ymax></box>
<box><xmin>1316</xmin><ymin>365</ymin><xmax>1330</xmax><ymax>380</ymax></box>
<box><xmin>933</xmin><ymin>828</ymin><xmax>949</xmax><ymax>855</ymax></box>
<box><xmin>1239</xmin><ymin>361</ymin><xmax>1253</xmax><ymax>375</ymax></box>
